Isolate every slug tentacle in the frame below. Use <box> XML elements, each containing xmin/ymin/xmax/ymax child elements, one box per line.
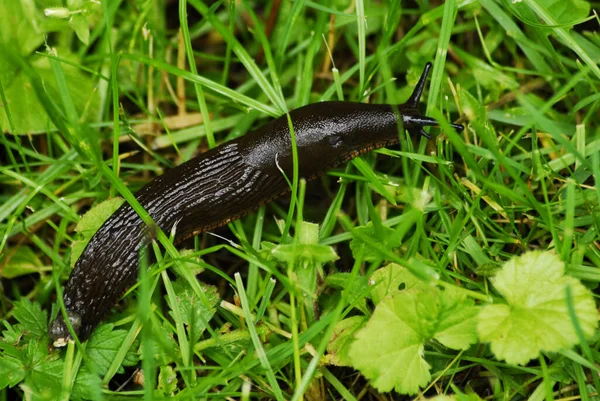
<box><xmin>400</xmin><ymin>62</ymin><xmax>464</xmax><ymax>139</ymax></box>
<box><xmin>50</xmin><ymin>62</ymin><xmax>463</xmax><ymax>346</ymax></box>
<box><xmin>406</xmin><ymin>62</ymin><xmax>432</xmax><ymax>109</ymax></box>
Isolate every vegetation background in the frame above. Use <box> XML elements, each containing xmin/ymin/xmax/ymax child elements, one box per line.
<box><xmin>0</xmin><ymin>0</ymin><xmax>599</xmax><ymax>400</ymax></box>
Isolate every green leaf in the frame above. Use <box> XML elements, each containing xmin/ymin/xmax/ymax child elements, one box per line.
<box><xmin>271</xmin><ymin>243</ymin><xmax>339</xmax><ymax>267</ymax></box>
<box><xmin>459</xmin><ymin>88</ymin><xmax>487</xmax><ymax>122</ymax></box>
<box><xmin>477</xmin><ymin>251</ymin><xmax>599</xmax><ymax>365</ymax></box>
<box><xmin>71</xmin><ymin>198</ymin><xmax>124</xmax><ymax>267</ymax></box>
<box><xmin>12</xmin><ymin>299</ymin><xmax>48</xmax><ymax>340</ymax></box>
<box><xmin>0</xmin><ymin>347</ymin><xmax>26</xmax><ymax>388</ymax></box>
<box><xmin>0</xmin><ymin>323</ymin><xmax>22</xmax><ymax>344</ymax></box>
<box><xmin>349</xmin><ymin>286</ymin><xmax>479</xmax><ymax>394</ymax></box>
<box><xmin>369</xmin><ymin>263</ymin><xmax>422</xmax><ymax>305</ymax></box>
<box><xmin>24</xmin><ymin>354</ymin><xmax>64</xmax><ymax>401</ymax></box>
<box><xmin>0</xmin><ymin>1</ymin><xmax>44</xmax><ymax>57</ymax></box>
<box><xmin>0</xmin><ymin>340</ymin><xmax>58</xmax><ymax>394</ymax></box>
<box><xmin>69</xmin><ymin>14</ymin><xmax>89</xmax><ymax>45</ymax></box>
<box><xmin>166</xmin><ymin>278</ymin><xmax>220</xmax><ymax>344</ymax></box>
<box><xmin>271</xmin><ymin>222</ymin><xmax>339</xmax><ymax>269</ymax></box>
<box><xmin>396</xmin><ymin>187</ymin><xmax>433</xmax><ymax>211</ymax></box>
<box><xmin>350</xmin><ymin>223</ymin><xmax>402</xmax><ymax>262</ymax></box>
<box><xmin>451</xmin><ymin>388</ymin><xmax>485</xmax><ymax>401</ymax></box>
<box><xmin>67</xmin><ymin>0</ymin><xmax>86</xmax><ymax>8</ymax></box>
<box><xmin>0</xmin><ymin>245</ymin><xmax>45</xmax><ymax>279</ymax></box>
<box><xmin>325</xmin><ymin>316</ymin><xmax>367</xmax><ymax>367</ymax></box>
<box><xmin>74</xmin><ymin>197</ymin><xmax>124</xmax><ymax>235</ymax></box>
<box><xmin>123</xmin><ymin>337</ymin><xmax>141</xmax><ymax>367</ymax></box>
<box><xmin>0</xmin><ymin>49</ymin><xmax>100</xmax><ymax>134</ymax></box>
<box><xmin>349</xmin><ymin>292</ymin><xmax>430</xmax><ymax>394</ymax></box>
<box><xmin>544</xmin><ymin>0</ymin><xmax>590</xmax><ymax>25</ymax></box>
<box><xmin>148</xmin><ymin>321</ymin><xmax>180</xmax><ymax>365</ymax></box>
<box><xmin>324</xmin><ymin>273</ymin><xmax>370</xmax><ymax>315</ymax></box>
<box><xmin>85</xmin><ymin>324</ymin><xmax>129</xmax><ymax>376</ymax></box>
<box><xmin>158</xmin><ymin>365</ymin><xmax>178</xmax><ymax>396</ymax></box>
<box><xmin>72</xmin><ymin>367</ymin><xmax>102</xmax><ymax>401</ymax></box>
<box><xmin>298</xmin><ymin>221</ymin><xmax>319</xmax><ymax>244</ymax></box>
<box><xmin>434</xmin><ymin>289</ymin><xmax>481</xmax><ymax>350</ymax></box>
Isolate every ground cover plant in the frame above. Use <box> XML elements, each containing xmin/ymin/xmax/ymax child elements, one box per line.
<box><xmin>1</xmin><ymin>0</ymin><xmax>599</xmax><ymax>399</ymax></box>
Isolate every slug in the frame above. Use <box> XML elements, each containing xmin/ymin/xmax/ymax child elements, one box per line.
<box><xmin>49</xmin><ymin>62</ymin><xmax>463</xmax><ymax>346</ymax></box>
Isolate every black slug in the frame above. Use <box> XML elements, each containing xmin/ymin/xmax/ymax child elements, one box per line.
<box><xmin>49</xmin><ymin>62</ymin><xmax>463</xmax><ymax>346</ymax></box>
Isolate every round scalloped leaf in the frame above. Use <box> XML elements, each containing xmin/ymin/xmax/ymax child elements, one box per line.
<box><xmin>349</xmin><ymin>293</ymin><xmax>430</xmax><ymax>394</ymax></box>
<box><xmin>369</xmin><ymin>263</ymin><xmax>422</xmax><ymax>305</ymax></box>
<box><xmin>477</xmin><ymin>251</ymin><xmax>599</xmax><ymax>365</ymax></box>
<box><xmin>349</xmin><ymin>286</ymin><xmax>478</xmax><ymax>394</ymax></box>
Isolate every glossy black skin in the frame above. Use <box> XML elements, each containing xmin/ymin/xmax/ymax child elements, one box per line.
<box><xmin>49</xmin><ymin>63</ymin><xmax>463</xmax><ymax>345</ymax></box>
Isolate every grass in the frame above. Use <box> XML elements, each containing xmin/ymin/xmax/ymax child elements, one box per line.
<box><xmin>1</xmin><ymin>0</ymin><xmax>599</xmax><ymax>400</ymax></box>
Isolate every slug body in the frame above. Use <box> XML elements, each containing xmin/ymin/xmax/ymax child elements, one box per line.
<box><xmin>49</xmin><ymin>63</ymin><xmax>463</xmax><ymax>346</ymax></box>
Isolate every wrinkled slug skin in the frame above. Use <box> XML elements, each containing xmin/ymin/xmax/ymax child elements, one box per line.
<box><xmin>49</xmin><ymin>63</ymin><xmax>463</xmax><ymax>345</ymax></box>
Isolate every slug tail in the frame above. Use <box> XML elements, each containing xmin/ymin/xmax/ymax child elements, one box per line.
<box><xmin>401</xmin><ymin>62</ymin><xmax>464</xmax><ymax>138</ymax></box>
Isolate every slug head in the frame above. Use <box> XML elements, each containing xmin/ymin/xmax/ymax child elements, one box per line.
<box><xmin>398</xmin><ymin>62</ymin><xmax>464</xmax><ymax>139</ymax></box>
<box><xmin>250</xmin><ymin>62</ymin><xmax>463</xmax><ymax>177</ymax></box>
<box><xmin>49</xmin><ymin>311</ymin><xmax>82</xmax><ymax>347</ymax></box>
<box><xmin>302</xmin><ymin>62</ymin><xmax>464</xmax><ymax>156</ymax></box>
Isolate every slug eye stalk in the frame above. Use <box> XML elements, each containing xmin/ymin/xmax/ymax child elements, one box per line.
<box><xmin>401</xmin><ymin>62</ymin><xmax>464</xmax><ymax>139</ymax></box>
